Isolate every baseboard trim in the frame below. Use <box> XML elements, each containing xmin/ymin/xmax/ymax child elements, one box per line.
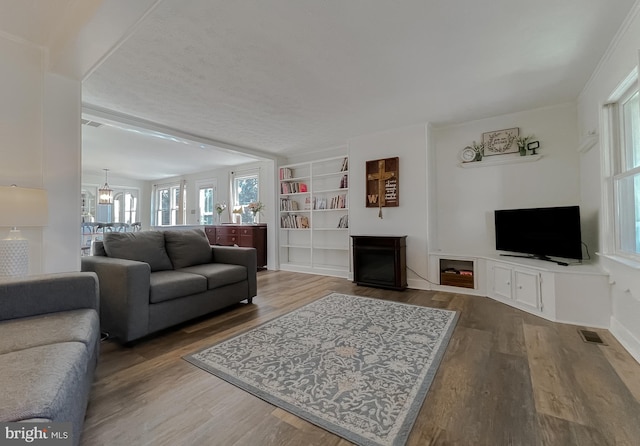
<box><xmin>407</xmin><ymin>278</ymin><xmax>431</xmax><ymax>291</ymax></box>
<box><xmin>610</xmin><ymin>316</ymin><xmax>640</xmax><ymax>365</ymax></box>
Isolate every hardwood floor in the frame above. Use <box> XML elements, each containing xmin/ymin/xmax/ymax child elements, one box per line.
<box><xmin>81</xmin><ymin>271</ymin><xmax>640</xmax><ymax>445</ymax></box>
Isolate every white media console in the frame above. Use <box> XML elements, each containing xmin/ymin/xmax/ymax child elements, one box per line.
<box><xmin>428</xmin><ymin>252</ymin><xmax>610</xmax><ymax>328</ymax></box>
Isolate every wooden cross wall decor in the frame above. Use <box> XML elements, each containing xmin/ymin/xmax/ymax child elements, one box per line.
<box><xmin>366</xmin><ymin>157</ymin><xmax>399</xmax><ymax>218</ymax></box>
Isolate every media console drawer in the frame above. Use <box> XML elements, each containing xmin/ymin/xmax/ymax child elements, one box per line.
<box><xmin>440</xmin><ymin>272</ymin><xmax>474</xmax><ymax>288</ymax></box>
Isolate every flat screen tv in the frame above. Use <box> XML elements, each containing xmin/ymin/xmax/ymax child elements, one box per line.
<box><xmin>494</xmin><ymin>205</ymin><xmax>582</xmax><ymax>263</ymax></box>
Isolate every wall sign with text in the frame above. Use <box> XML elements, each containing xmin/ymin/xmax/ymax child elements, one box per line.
<box><xmin>482</xmin><ymin>127</ymin><xmax>519</xmax><ymax>155</ymax></box>
<box><xmin>366</xmin><ymin>157</ymin><xmax>399</xmax><ymax>209</ymax></box>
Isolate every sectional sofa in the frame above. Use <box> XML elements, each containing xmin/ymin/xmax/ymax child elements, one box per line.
<box><xmin>0</xmin><ymin>272</ymin><xmax>100</xmax><ymax>446</ymax></box>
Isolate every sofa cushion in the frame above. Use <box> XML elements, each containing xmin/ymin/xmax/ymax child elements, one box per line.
<box><xmin>149</xmin><ymin>270</ymin><xmax>208</xmax><ymax>304</ymax></box>
<box><xmin>0</xmin><ymin>342</ymin><xmax>89</xmax><ymax>422</ymax></box>
<box><xmin>178</xmin><ymin>263</ymin><xmax>247</xmax><ymax>290</ymax></box>
<box><xmin>103</xmin><ymin>231</ymin><xmax>173</xmax><ymax>272</ymax></box>
<box><xmin>0</xmin><ymin>309</ymin><xmax>99</xmax><ymax>355</ymax></box>
<box><xmin>164</xmin><ymin>229</ymin><xmax>212</xmax><ymax>269</ymax></box>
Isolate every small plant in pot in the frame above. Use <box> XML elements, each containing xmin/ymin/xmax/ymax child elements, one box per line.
<box><xmin>471</xmin><ymin>141</ymin><xmax>484</xmax><ymax>161</ymax></box>
<box><xmin>516</xmin><ymin>135</ymin><xmax>534</xmax><ymax>156</ymax></box>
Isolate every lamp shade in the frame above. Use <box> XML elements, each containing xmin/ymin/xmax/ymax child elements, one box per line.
<box><xmin>0</xmin><ymin>186</ymin><xmax>48</xmax><ymax>227</ymax></box>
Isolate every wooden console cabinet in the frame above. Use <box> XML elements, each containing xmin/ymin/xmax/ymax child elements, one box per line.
<box><xmin>205</xmin><ymin>224</ymin><xmax>267</xmax><ymax>270</ymax></box>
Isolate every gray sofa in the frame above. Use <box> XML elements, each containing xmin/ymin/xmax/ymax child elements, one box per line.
<box><xmin>81</xmin><ymin>228</ymin><xmax>257</xmax><ymax>343</ymax></box>
<box><xmin>0</xmin><ymin>272</ymin><xmax>100</xmax><ymax>446</ymax></box>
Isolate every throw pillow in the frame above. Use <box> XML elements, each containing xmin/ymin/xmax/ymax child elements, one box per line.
<box><xmin>103</xmin><ymin>231</ymin><xmax>173</xmax><ymax>271</ymax></box>
<box><xmin>164</xmin><ymin>229</ymin><xmax>212</xmax><ymax>269</ymax></box>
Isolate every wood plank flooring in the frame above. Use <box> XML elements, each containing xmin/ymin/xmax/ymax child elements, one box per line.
<box><xmin>81</xmin><ymin>271</ymin><xmax>640</xmax><ymax>445</ymax></box>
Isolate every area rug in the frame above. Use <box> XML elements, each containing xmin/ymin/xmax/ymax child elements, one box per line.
<box><xmin>184</xmin><ymin>293</ymin><xmax>458</xmax><ymax>446</ymax></box>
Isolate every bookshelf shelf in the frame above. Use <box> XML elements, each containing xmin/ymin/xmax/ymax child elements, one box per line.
<box><xmin>313</xmin><ymin>170</ymin><xmax>348</xmax><ymax>178</ymax></box>
<box><xmin>279</xmin><ymin>156</ymin><xmax>349</xmax><ymax>278</ymax></box>
<box><xmin>315</xmin><ymin>187</ymin><xmax>349</xmax><ymax>194</ymax></box>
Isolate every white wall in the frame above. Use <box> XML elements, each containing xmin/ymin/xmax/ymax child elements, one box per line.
<box><xmin>433</xmin><ymin>103</ymin><xmax>583</xmax><ymax>256</ymax></box>
<box><xmin>0</xmin><ymin>37</ymin><xmax>45</xmax><ymax>274</ymax></box>
<box><xmin>152</xmin><ymin>160</ymin><xmax>274</xmax><ymax>225</ymax></box>
<box><xmin>348</xmin><ymin>124</ymin><xmax>430</xmax><ymax>289</ymax></box>
<box><xmin>149</xmin><ymin>159</ymin><xmax>277</xmax><ymax>269</ymax></box>
<box><xmin>0</xmin><ymin>36</ymin><xmax>81</xmax><ymax>274</ymax></box>
<box><xmin>1</xmin><ymin>2</ymin><xmax>170</xmax><ymax>275</ymax></box>
<box><xmin>578</xmin><ymin>4</ymin><xmax>640</xmax><ymax>362</ymax></box>
<box><xmin>43</xmin><ymin>73</ymin><xmax>82</xmax><ymax>273</ymax></box>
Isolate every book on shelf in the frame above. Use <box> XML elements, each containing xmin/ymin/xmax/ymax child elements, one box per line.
<box><xmin>317</xmin><ymin>194</ymin><xmax>347</xmax><ymax>210</ymax></box>
<box><xmin>279</xmin><ymin>167</ymin><xmax>293</xmax><ymax>180</ymax></box>
<box><xmin>280</xmin><ymin>198</ymin><xmax>300</xmax><ymax>211</ymax></box>
<box><xmin>337</xmin><ymin>215</ymin><xmax>349</xmax><ymax>228</ymax></box>
<box><xmin>337</xmin><ymin>194</ymin><xmax>347</xmax><ymax>209</ymax></box>
<box><xmin>280</xmin><ymin>214</ymin><xmax>310</xmax><ymax>229</ymax></box>
<box><xmin>280</xmin><ymin>182</ymin><xmax>308</xmax><ymax>194</ymax></box>
<box><xmin>339</xmin><ymin>174</ymin><xmax>348</xmax><ymax>189</ymax></box>
<box><xmin>340</xmin><ymin>157</ymin><xmax>348</xmax><ymax>172</ymax></box>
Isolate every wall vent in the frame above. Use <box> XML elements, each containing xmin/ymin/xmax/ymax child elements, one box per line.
<box><xmin>579</xmin><ymin>329</ymin><xmax>606</xmax><ymax>345</ymax></box>
<box><xmin>81</xmin><ymin>119</ymin><xmax>102</xmax><ymax>128</ymax></box>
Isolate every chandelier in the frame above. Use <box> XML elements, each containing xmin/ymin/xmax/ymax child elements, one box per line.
<box><xmin>98</xmin><ymin>169</ymin><xmax>113</xmax><ymax>205</ymax></box>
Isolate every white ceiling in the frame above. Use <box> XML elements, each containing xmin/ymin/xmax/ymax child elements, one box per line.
<box><xmin>2</xmin><ymin>0</ymin><xmax>637</xmax><ymax>180</ymax></box>
<box><xmin>0</xmin><ymin>0</ymin><xmax>74</xmax><ymax>47</ymax></box>
<box><xmin>81</xmin><ymin>115</ymin><xmax>261</xmax><ymax>181</ymax></box>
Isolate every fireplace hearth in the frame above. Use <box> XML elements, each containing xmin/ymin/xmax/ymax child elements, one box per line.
<box><xmin>351</xmin><ymin>235</ymin><xmax>407</xmax><ymax>290</ymax></box>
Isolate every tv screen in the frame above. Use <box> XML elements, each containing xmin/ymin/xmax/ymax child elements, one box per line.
<box><xmin>494</xmin><ymin>206</ymin><xmax>582</xmax><ymax>260</ymax></box>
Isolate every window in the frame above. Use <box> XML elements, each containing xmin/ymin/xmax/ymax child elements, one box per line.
<box><xmin>113</xmin><ymin>190</ymin><xmax>139</xmax><ymax>224</ymax></box>
<box><xmin>156</xmin><ymin>184</ymin><xmax>183</xmax><ymax>226</ymax></box>
<box><xmin>196</xmin><ymin>179</ymin><xmax>217</xmax><ymax>225</ymax></box>
<box><xmin>232</xmin><ymin>171</ymin><xmax>259</xmax><ymax>224</ymax></box>
<box><xmin>613</xmin><ymin>85</ymin><xmax>640</xmax><ymax>257</ymax></box>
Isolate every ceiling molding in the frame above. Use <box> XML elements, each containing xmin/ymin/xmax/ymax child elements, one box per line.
<box><xmin>580</xmin><ymin>0</ymin><xmax>640</xmax><ymax>101</ymax></box>
<box><xmin>82</xmin><ymin>103</ymin><xmax>279</xmax><ymax>162</ymax></box>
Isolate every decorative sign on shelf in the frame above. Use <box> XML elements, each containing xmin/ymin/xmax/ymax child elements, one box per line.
<box><xmin>366</xmin><ymin>157</ymin><xmax>399</xmax><ymax>218</ymax></box>
<box><xmin>482</xmin><ymin>127</ymin><xmax>519</xmax><ymax>156</ymax></box>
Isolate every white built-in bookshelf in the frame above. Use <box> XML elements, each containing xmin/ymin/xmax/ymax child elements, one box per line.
<box><xmin>279</xmin><ymin>156</ymin><xmax>349</xmax><ymax>278</ymax></box>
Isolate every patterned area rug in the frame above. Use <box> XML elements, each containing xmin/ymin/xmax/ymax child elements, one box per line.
<box><xmin>184</xmin><ymin>293</ymin><xmax>458</xmax><ymax>446</ymax></box>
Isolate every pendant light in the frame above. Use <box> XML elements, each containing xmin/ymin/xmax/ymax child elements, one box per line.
<box><xmin>98</xmin><ymin>169</ymin><xmax>113</xmax><ymax>205</ymax></box>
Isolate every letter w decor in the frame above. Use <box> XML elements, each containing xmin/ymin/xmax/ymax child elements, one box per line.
<box><xmin>366</xmin><ymin>157</ymin><xmax>399</xmax><ymax>218</ymax></box>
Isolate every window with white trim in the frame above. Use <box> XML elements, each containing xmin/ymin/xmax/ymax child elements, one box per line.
<box><xmin>196</xmin><ymin>179</ymin><xmax>217</xmax><ymax>225</ymax></box>
<box><xmin>232</xmin><ymin>170</ymin><xmax>260</xmax><ymax>224</ymax></box>
<box><xmin>156</xmin><ymin>183</ymin><xmax>182</xmax><ymax>226</ymax></box>
<box><xmin>613</xmin><ymin>84</ymin><xmax>640</xmax><ymax>257</ymax></box>
<box><xmin>113</xmin><ymin>189</ymin><xmax>139</xmax><ymax>224</ymax></box>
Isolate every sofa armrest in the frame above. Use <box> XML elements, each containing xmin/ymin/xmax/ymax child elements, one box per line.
<box><xmin>0</xmin><ymin>272</ymin><xmax>99</xmax><ymax>322</ymax></box>
<box><xmin>212</xmin><ymin>246</ymin><xmax>257</xmax><ymax>297</ymax></box>
<box><xmin>81</xmin><ymin>256</ymin><xmax>151</xmax><ymax>342</ymax></box>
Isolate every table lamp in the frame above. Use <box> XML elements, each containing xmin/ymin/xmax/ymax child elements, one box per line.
<box><xmin>0</xmin><ymin>185</ymin><xmax>48</xmax><ymax>277</ymax></box>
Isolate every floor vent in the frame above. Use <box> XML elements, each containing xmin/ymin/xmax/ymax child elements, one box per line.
<box><xmin>579</xmin><ymin>329</ymin><xmax>606</xmax><ymax>345</ymax></box>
